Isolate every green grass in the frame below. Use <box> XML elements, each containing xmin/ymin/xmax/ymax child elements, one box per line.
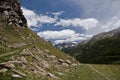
<box><xmin>0</xmin><ymin>24</ymin><xmax>72</xmax><ymax>60</ymax></box>
<box><xmin>1</xmin><ymin>24</ymin><xmax>120</xmax><ymax>80</ymax></box>
<box><xmin>61</xmin><ymin>64</ymin><xmax>120</xmax><ymax>80</ymax></box>
<box><xmin>61</xmin><ymin>64</ymin><xmax>106</xmax><ymax>80</ymax></box>
<box><xmin>92</xmin><ymin>64</ymin><xmax>120</xmax><ymax>80</ymax></box>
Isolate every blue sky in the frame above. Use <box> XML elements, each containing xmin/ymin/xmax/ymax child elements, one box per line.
<box><xmin>21</xmin><ymin>0</ymin><xmax>120</xmax><ymax>44</ymax></box>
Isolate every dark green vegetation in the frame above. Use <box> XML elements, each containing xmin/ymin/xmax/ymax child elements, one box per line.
<box><xmin>62</xmin><ymin>47</ymin><xmax>74</xmax><ymax>54</ymax></box>
<box><xmin>71</xmin><ymin>28</ymin><xmax>120</xmax><ymax>64</ymax></box>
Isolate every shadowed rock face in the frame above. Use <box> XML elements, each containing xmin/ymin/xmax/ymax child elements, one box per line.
<box><xmin>0</xmin><ymin>0</ymin><xmax>27</xmax><ymax>27</ymax></box>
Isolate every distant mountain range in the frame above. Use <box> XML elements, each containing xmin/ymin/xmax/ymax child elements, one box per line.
<box><xmin>55</xmin><ymin>42</ymin><xmax>78</xmax><ymax>54</ymax></box>
<box><xmin>70</xmin><ymin>27</ymin><xmax>120</xmax><ymax>64</ymax></box>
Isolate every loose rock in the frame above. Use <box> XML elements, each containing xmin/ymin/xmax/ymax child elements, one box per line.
<box><xmin>65</xmin><ymin>60</ymin><xmax>71</xmax><ymax>64</ymax></box>
<box><xmin>47</xmin><ymin>73</ymin><xmax>59</xmax><ymax>80</ymax></box>
<box><xmin>0</xmin><ymin>62</ymin><xmax>15</xmax><ymax>69</ymax></box>
<box><xmin>12</xmin><ymin>74</ymin><xmax>23</xmax><ymax>78</ymax></box>
<box><xmin>58</xmin><ymin>59</ymin><xmax>65</xmax><ymax>63</ymax></box>
<box><xmin>0</xmin><ymin>68</ymin><xmax>8</xmax><ymax>73</ymax></box>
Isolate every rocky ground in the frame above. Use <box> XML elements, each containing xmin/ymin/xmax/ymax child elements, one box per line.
<box><xmin>0</xmin><ymin>45</ymin><xmax>80</xmax><ymax>80</ymax></box>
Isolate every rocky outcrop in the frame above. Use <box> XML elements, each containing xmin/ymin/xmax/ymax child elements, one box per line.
<box><xmin>0</xmin><ymin>0</ymin><xmax>27</xmax><ymax>27</ymax></box>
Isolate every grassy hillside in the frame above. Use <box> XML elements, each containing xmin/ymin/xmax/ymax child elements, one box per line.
<box><xmin>61</xmin><ymin>64</ymin><xmax>120</xmax><ymax>80</ymax></box>
<box><xmin>71</xmin><ymin>29</ymin><xmax>120</xmax><ymax>64</ymax></box>
<box><xmin>0</xmin><ymin>24</ymin><xmax>71</xmax><ymax>59</ymax></box>
<box><xmin>0</xmin><ymin>24</ymin><xmax>80</xmax><ymax>80</ymax></box>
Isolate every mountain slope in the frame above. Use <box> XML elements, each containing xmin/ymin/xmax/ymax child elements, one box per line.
<box><xmin>0</xmin><ymin>0</ymin><xmax>120</xmax><ymax>80</ymax></box>
<box><xmin>71</xmin><ymin>28</ymin><xmax>120</xmax><ymax>64</ymax></box>
<box><xmin>0</xmin><ymin>0</ymin><xmax>80</xmax><ymax>80</ymax></box>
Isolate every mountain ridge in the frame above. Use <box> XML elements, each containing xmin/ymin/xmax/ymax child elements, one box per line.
<box><xmin>71</xmin><ymin>27</ymin><xmax>120</xmax><ymax>64</ymax></box>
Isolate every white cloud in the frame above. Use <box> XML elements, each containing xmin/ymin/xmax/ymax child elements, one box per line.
<box><xmin>21</xmin><ymin>1</ymin><xmax>120</xmax><ymax>44</ymax></box>
<box><xmin>71</xmin><ymin>0</ymin><xmax>120</xmax><ymax>20</ymax></box>
<box><xmin>38</xmin><ymin>29</ymin><xmax>79</xmax><ymax>39</ymax></box>
<box><xmin>55</xmin><ymin>18</ymin><xmax>99</xmax><ymax>30</ymax></box>
<box><xmin>21</xmin><ymin>7</ymin><xmax>57</xmax><ymax>27</ymax></box>
<box><xmin>21</xmin><ymin>7</ymin><xmax>99</xmax><ymax>32</ymax></box>
<box><xmin>64</xmin><ymin>0</ymin><xmax>120</xmax><ymax>35</ymax></box>
<box><xmin>52</xmin><ymin>11</ymin><xmax>64</xmax><ymax>16</ymax></box>
<box><xmin>54</xmin><ymin>37</ymin><xmax>86</xmax><ymax>44</ymax></box>
<box><xmin>101</xmin><ymin>16</ymin><xmax>120</xmax><ymax>32</ymax></box>
<box><xmin>38</xmin><ymin>29</ymin><xmax>92</xmax><ymax>44</ymax></box>
<box><xmin>84</xmin><ymin>16</ymin><xmax>120</xmax><ymax>35</ymax></box>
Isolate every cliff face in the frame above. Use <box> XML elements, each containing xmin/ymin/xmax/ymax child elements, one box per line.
<box><xmin>0</xmin><ymin>0</ymin><xmax>27</xmax><ymax>27</ymax></box>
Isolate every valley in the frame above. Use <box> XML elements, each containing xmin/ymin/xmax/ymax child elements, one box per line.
<box><xmin>0</xmin><ymin>0</ymin><xmax>120</xmax><ymax>80</ymax></box>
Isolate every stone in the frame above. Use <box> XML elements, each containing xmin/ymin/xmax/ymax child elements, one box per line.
<box><xmin>9</xmin><ymin>11</ymin><xmax>18</xmax><ymax>16</ymax></box>
<box><xmin>0</xmin><ymin>68</ymin><xmax>8</xmax><ymax>73</ymax></box>
<box><xmin>35</xmin><ymin>65</ymin><xmax>45</xmax><ymax>72</ymax></box>
<box><xmin>0</xmin><ymin>6</ymin><xmax>6</xmax><ymax>12</ymax></box>
<box><xmin>47</xmin><ymin>73</ymin><xmax>59</xmax><ymax>79</ymax></box>
<box><xmin>12</xmin><ymin>69</ymin><xmax>26</xmax><ymax>77</ymax></box>
<box><xmin>38</xmin><ymin>71</ymin><xmax>47</xmax><ymax>76</ymax></box>
<box><xmin>3</xmin><ymin>11</ymin><xmax>9</xmax><ymax>16</ymax></box>
<box><xmin>56</xmin><ymin>72</ymin><xmax>64</xmax><ymax>76</ymax></box>
<box><xmin>20</xmin><ymin>57</ymin><xmax>27</xmax><ymax>64</ymax></box>
<box><xmin>58</xmin><ymin>59</ymin><xmax>65</xmax><ymax>63</ymax></box>
<box><xmin>6</xmin><ymin>5</ymin><xmax>11</xmax><ymax>10</ymax></box>
<box><xmin>21</xmin><ymin>64</ymin><xmax>26</xmax><ymax>69</ymax></box>
<box><xmin>49</xmin><ymin>55</ymin><xmax>56</xmax><ymax>59</ymax></box>
<box><xmin>65</xmin><ymin>60</ymin><xmax>71</xmax><ymax>64</ymax></box>
<box><xmin>20</xmin><ymin>49</ymin><xmax>31</xmax><ymax>56</ymax></box>
<box><xmin>71</xmin><ymin>63</ymin><xmax>78</xmax><ymax>67</ymax></box>
<box><xmin>62</xmin><ymin>63</ymin><xmax>69</xmax><ymax>67</ymax></box>
<box><xmin>45</xmin><ymin>49</ymin><xmax>50</xmax><ymax>53</ymax></box>
<box><xmin>41</xmin><ymin>61</ymin><xmax>50</xmax><ymax>69</ymax></box>
<box><xmin>18</xmin><ymin>20</ymin><xmax>23</xmax><ymax>24</ymax></box>
<box><xmin>12</xmin><ymin>74</ymin><xmax>23</xmax><ymax>78</ymax></box>
<box><xmin>6</xmin><ymin>63</ymin><xmax>15</xmax><ymax>69</ymax></box>
<box><xmin>0</xmin><ymin>62</ymin><xmax>15</xmax><ymax>69</ymax></box>
<box><xmin>8</xmin><ymin>61</ymin><xmax>22</xmax><ymax>65</ymax></box>
<box><xmin>34</xmin><ymin>56</ymin><xmax>40</xmax><ymax>61</ymax></box>
<box><xmin>8</xmin><ymin>22</ymin><xmax>12</xmax><ymax>25</ymax></box>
